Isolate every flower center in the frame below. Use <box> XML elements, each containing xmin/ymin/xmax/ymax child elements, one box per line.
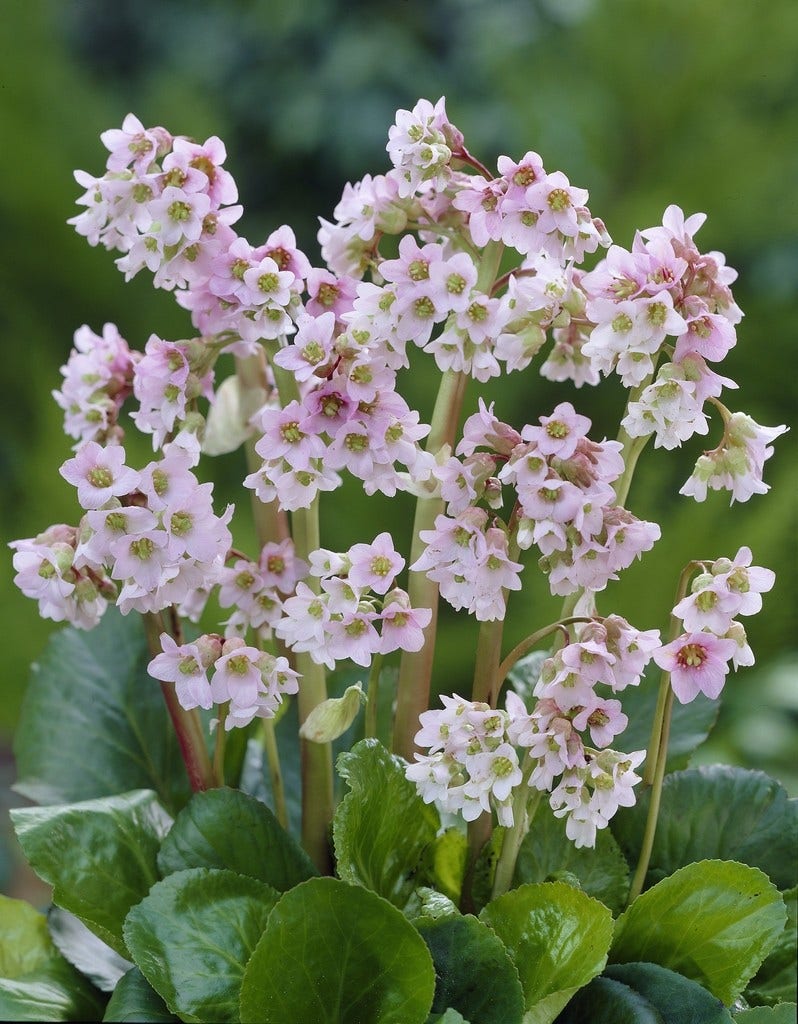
<box><xmin>676</xmin><ymin>642</ymin><xmax>707</xmax><ymax>669</ymax></box>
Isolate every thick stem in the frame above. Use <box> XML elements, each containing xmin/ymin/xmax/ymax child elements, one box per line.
<box><xmin>235</xmin><ymin>352</ymin><xmax>290</xmax><ymax>544</ymax></box>
<box><xmin>364</xmin><ymin>654</ymin><xmax>383</xmax><ymax>740</ymax></box>
<box><xmin>292</xmin><ymin>499</ymin><xmax>334</xmax><ymax>874</ymax></box>
<box><xmin>212</xmin><ymin>705</ymin><xmax>229</xmax><ymax>787</ymax></box>
<box><xmin>393</xmin><ymin>241</ymin><xmax>505</xmax><ymax>760</ymax></box>
<box><xmin>392</xmin><ymin>368</ymin><xmax>467</xmax><ymax>758</ymax></box>
<box><xmin>261</xmin><ymin>718</ymin><xmax>288</xmax><ymax>829</ymax></box>
<box><xmin>142</xmin><ymin>612</ymin><xmax>215</xmax><ymax>792</ymax></box>
<box><xmin>492</xmin><ymin>780</ymin><xmax>542</xmax><ymax>900</ymax></box>
<box><xmin>627</xmin><ymin>687</ymin><xmax>674</xmax><ymax>904</ymax></box>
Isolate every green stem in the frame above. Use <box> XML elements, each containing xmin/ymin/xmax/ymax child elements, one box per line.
<box><xmin>235</xmin><ymin>352</ymin><xmax>290</xmax><ymax>544</ymax></box>
<box><xmin>142</xmin><ymin>612</ymin><xmax>215</xmax><ymax>792</ymax></box>
<box><xmin>627</xmin><ymin>687</ymin><xmax>674</xmax><ymax>904</ymax></box>
<box><xmin>497</xmin><ymin>616</ymin><xmax>593</xmax><ymax>685</ymax></box>
<box><xmin>364</xmin><ymin>654</ymin><xmax>383</xmax><ymax>739</ymax></box>
<box><xmin>642</xmin><ymin>560</ymin><xmax>702</xmax><ymax>786</ymax></box>
<box><xmin>393</xmin><ymin>240</ymin><xmax>505</xmax><ymax>760</ymax></box>
<box><xmin>261</xmin><ymin>718</ymin><xmax>288</xmax><ymax>829</ymax></box>
<box><xmin>392</xmin><ymin>367</ymin><xmax>467</xmax><ymax>759</ymax></box>
<box><xmin>212</xmin><ymin>705</ymin><xmax>228</xmax><ymax>787</ymax></box>
<box><xmin>293</xmin><ymin>499</ymin><xmax>334</xmax><ymax>874</ymax></box>
<box><xmin>492</xmin><ymin>773</ymin><xmax>542</xmax><ymax>900</ymax></box>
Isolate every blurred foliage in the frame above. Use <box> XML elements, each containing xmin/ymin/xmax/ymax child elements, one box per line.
<box><xmin>1</xmin><ymin>0</ymin><xmax>795</xmax><ymax>792</ymax></box>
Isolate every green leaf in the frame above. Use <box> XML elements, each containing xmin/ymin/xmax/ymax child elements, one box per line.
<box><xmin>157</xmin><ymin>787</ymin><xmax>317</xmax><ymax>890</ymax></box>
<box><xmin>479</xmin><ymin>880</ymin><xmax>614</xmax><ymax>1023</ymax></box>
<box><xmin>747</xmin><ymin>885</ymin><xmax>797</xmax><ymax>1006</ymax></box>
<box><xmin>239</xmin><ymin>876</ymin><xmax>436</xmax><ymax>1024</ymax></box>
<box><xmin>48</xmin><ymin>907</ymin><xmax>131</xmax><ymax>992</ymax></box>
<box><xmin>123</xmin><ymin>867</ymin><xmax>279</xmax><ymax>1023</ymax></box>
<box><xmin>415</xmin><ymin>914</ymin><xmax>525</xmax><ymax>1024</ymax></box>
<box><xmin>0</xmin><ymin>895</ymin><xmax>106</xmax><ymax>1022</ymax></box>
<box><xmin>11</xmin><ymin>790</ymin><xmax>171</xmax><ymax>958</ymax></box>
<box><xmin>555</xmin><ymin>976</ymin><xmax>666</xmax><ymax>1023</ymax></box>
<box><xmin>611</xmin><ymin>767</ymin><xmax>798</xmax><ymax>891</ymax></box>
<box><xmin>428</xmin><ymin>827</ymin><xmax>468</xmax><ymax>904</ymax></box>
<box><xmin>734</xmin><ymin>1006</ymin><xmax>798</xmax><ymax>1023</ymax></box>
<box><xmin>618</xmin><ymin>679</ymin><xmax>719</xmax><ymax>772</ymax></box>
<box><xmin>13</xmin><ymin>607</ymin><xmax>193</xmax><ymax>814</ymax></box>
<box><xmin>334</xmin><ymin>738</ymin><xmax>439</xmax><ymax>909</ymax></box>
<box><xmin>428</xmin><ymin>1011</ymin><xmax>470</xmax><ymax>1024</ymax></box>
<box><xmin>405</xmin><ymin>887</ymin><xmax>461</xmax><ymax>922</ymax></box>
<box><xmin>611</xmin><ymin>860</ymin><xmax>787</xmax><ymax>1005</ymax></box>
<box><xmin>103</xmin><ymin>967</ymin><xmax>179</xmax><ymax>1022</ymax></box>
<box><xmin>514</xmin><ymin>800</ymin><xmax>630</xmax><ymax>914</ymax></box>
<box><xmin>605</xmin><ymin>963</ymin><xmax>733</xmax><ymax>1023</ymax></box>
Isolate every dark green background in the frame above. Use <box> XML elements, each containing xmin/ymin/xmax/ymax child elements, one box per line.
<box><xmin>2</xmin><ymin>0</ymin><xmax>796</xmax><ymax>805</ymax></box>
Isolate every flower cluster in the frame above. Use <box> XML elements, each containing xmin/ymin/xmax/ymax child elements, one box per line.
<box><xmin>407</xmin><ymin>612</ymin><xmax>656</xmax><ymax>846</ymax></box>
<box><xmin>654</xmin><ymin>547</ymin><xmax>775</xmax><ymax>703</ymax></box>
<box><xmin>274</xmin><ymin>533</ymin><xmax>432</xmax><ymax>669</ymax></box>
<box><xmin>148</xmin><ymin>632</ymin><xmax>299</xmax><ymax>730</ymax></box>
<box><xmin>405</xmin><ymin>695</ymin><xmax>522</xmax><ymax>826</ymax></box>
<box><xmin>12</xmin><ymin>436</ymin><xmax>233</xmax><ymax>627</ymax></box>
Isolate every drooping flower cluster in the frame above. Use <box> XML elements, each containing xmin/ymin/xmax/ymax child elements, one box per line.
<box><xmin>274</xmin><ymin>533</ymin><xmax>432</xmax><ymax>669</ymax></box>
<box><xmin>405</xmin><ymin>695</ymin><xmax>522</xmax><ymax>826</ymax></box>
<box><xmin>53</xmin><ymin>323</ymin><xmax>139</xmax><ymax>447</ymax></box>
<box><xmin>148</xmin><ymin>632</ymin><xmax>299</xmax><ymax>730</ymax></box>
<box><xmin>407</xmin><ymin>613</ymin><xmax>656</xmax><ymax>845</ymax></box>
<box><xmin>216</xmin><ymin>538</ymin><xmax>307</xmax><ymax>639</ymax></box>
<box><xmin>654</xmin><ymin>547</ymin><xmax>775</xmax><ymax>703</ymax></box>
<box><xmin>12</xmin><ymin>436</ymin><xmax>233</xmax><ymax>627</ymax></box>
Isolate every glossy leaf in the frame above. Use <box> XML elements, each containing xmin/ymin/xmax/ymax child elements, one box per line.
<box><xmin>0</xmin><ymin>895</ymin><xmax>106</xmax><ymax>1022</ymax></box>
<box><xmin>514</xmin><ymin>800</ymin><xmax>630</xmax><ymax>914</ymax></box>
<box><xmin>428</xmin><ymin>827</ymin><xmax>468</xmax><ymax>904</ymax></box>
<box><xmin>334</xmin><ymin>738</ymin><xmax>439</xmax><ymax>908</ymax></box>
<box><xmin>123</xmin><ymin>867</ymin><xmax>279</xmax><ymax>1023</ymax></box>
<box><xmin>479</xmin><ymin>880</ymin><xmax>614</xmax><ymax>1023</ymax></box>
<box><xmin>239</xmin><ymin>876</ymin><xmax>436</xmax><ymax>1024</ymax></box>
<box><xmin>13</xmin><ymin>607</ymin><xmax>194</xmax><ymax>814</ymax></box>
<box><xmin>156</xmin><ymin>787</ymin><xmax>316</xmax><ymax>890</ymax></box>
<box><xmin>611</xmin><ymin>767</ymin><xmax>798</xmax><ymax>891</ymax></box>
<box><xmin>48</xmin><ymin>907</ymin><xmax>131</xmax><ymax>992</ymax></box>
<box><xmin>103</xmin><ymin>967</ymin><xmax>179</xmax><ymax>1023</ymax></box>
<box><xmin>746</xmin><ymin>885</ymin><xmax>797</xmax><ymax>1006</ymax></box>
<box><xmin>611</xmin><ymin>860</ymin><xmax>786</xmax><ymax>1005</ymax></box>
<box><xmin>416</xmin><ymin>914</ymin><xmax>525</xmax><ymax>1024</ymax></box>
<box><xmin>733</xmin><ymin>1006</ymin><xmax>798</xmax><ymax>1023</ymax></box>
<box><xmin>11</xmin><ymin>790</ymin><xmax>171</xmax><ymax>958</ymax></box>
<box><xmin>605</xmin><ymin>963</ymin><xmax>733</xmax><ymax>1023</ymax></box>
<box><xmin>404</xmin><ymin>887</ymin><xmax>460</xmax><ymax>921</ymax></box>
<box><xmin>555</xmin><ymin>976</ymin><xmax>666</xmax><ymax>1023</ymax></box>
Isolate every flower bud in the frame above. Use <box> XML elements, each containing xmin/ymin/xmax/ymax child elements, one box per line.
<box><xmin>299</xmin><ymin>684</ymin><xmax>365</xmax><ymax>743</ymax></box>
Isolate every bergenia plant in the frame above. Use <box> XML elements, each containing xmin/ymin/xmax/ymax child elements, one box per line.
<box><xmin>3</xmin><ymin>99</ymin><xmax>795</xmax><ymax>1024</ymax></box>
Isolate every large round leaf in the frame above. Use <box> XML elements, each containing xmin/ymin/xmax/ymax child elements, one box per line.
<box><xmin>103</xmin><ymin>967</ymin><xmax>178</xmax><ymax>1023</ymax></box>
<box><xmin>157</xmin><ymin>787</ymin><xmax>316</xmax><ymax>890</ymax></box>
<box><xmin>556</xmin><ymin>976</ymin><xmax>666</xmax><ymax>1023</ymax></box>
<box><xmin>123</xmin><ymin>867</ymin><xmax>279</xmax><ymax>1023</ymax></box>
<box><xmin>0</xmin><ymin>895</ymin><xmax>106</xmax><ymax>1022</ymax></box>
<box><xmin>416</xmin><ymin>914</ymin><xmax>524</xmax><ymax>1024</ymax></box>
<box><xmin>746</xmin><ymin>885</ymin><xmax>797</xmax><ymax>1006</ymax></box>
<box><xmin>611</xmin><ymin>860</ymin><xmax>786</xmax><ymax>1005</ymax></box>
<box><xmin>11</xmin><ymin>790</ymin><xmax>171</xmax><ymax>958</ymax></box>
<box><xmin>733</xmin><ymin>1006</ymin><xmax>798</xmax><ymax>1023</ymax></box>
<box><xmin>48</xmin><ymin>908</ymin><xmax>131</xmax><ymax>993</ymax></box>
<box><xmin>333</xmin><ymin>738</ymin><xmax>439</xmax><ymax>909</ymax></box>
<box><xmin>479</xmin><ymin>880</ymin><xmax>613</xmax><ymax>1023</ymax></box>
<box><xmin>13</xmin><ymin>607</ymin><xmax>193</xmax><ymax>813</ymax></box>
<box><xmin>514</xmin><ymin>800</ymin><xmax>630</xmax><ymax>914</ymax></box>
<box><xmin>614</xmin><ymin>766</ymin><xmax>797</xmax><ymax>892</ymax></box>
<box><xmin>604</xmin><ymin>963</ymin><xmax>732</xmax><ymax>1023</ymax></box>
<box><xmin>239</xmin><ymin>876</ymin><xmax>436</xmax><ymax>1024</ymax></box>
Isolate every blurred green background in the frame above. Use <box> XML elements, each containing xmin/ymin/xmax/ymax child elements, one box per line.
<box><xmin>2</xmin><ymin>0</ymin><xmax>796</xmax><ymax>890</ymax></box>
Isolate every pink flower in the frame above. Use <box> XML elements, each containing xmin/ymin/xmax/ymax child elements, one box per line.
<box><xmin>60</xmin><ymin>441</ymin><xmax>140</xmax><ymax>510</ymax></box>
<box><xmin>147</xmin><ymin>633</ymin><xmax>214</xmax><ymax>710</ymax></box>
<box><xmin>653</xmin><ymin>631</ymin><xmax>738</xmax><ymax>703</ymax></box>
<box><xmin>346</xmin><ymin>532</ymin><xmax>405</xmax><ymax>594</ymax></box>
